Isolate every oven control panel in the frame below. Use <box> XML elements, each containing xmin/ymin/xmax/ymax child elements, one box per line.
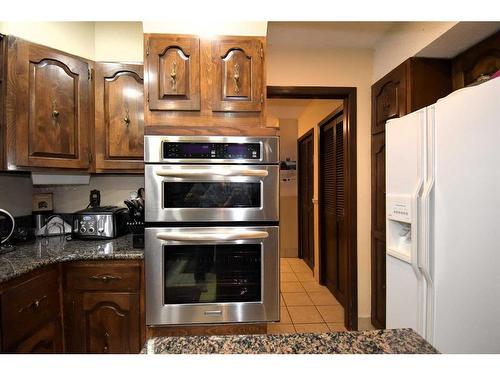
<box><xmin>163</xmin><ymin>142</ymin><xmax>261</xmax><ymax>160</ymax></box>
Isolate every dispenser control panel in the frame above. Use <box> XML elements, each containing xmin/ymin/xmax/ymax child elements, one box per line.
<box><xmin>387</xmin><ymin>195</ymin><xmax>412</xmax><ymax>223</ymax></box>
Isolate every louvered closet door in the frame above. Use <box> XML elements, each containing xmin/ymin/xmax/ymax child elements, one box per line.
<box><xmin>298</xmin><ymin>132</ymin><xmax>314</xmax><ymax>270</ymax></box>
<box><xmin>320</xmin><ymin>113</ymin><xmax>347</xmax><ymax>306</ymax></box>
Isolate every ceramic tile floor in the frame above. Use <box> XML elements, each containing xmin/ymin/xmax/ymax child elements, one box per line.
<box><xmin>267</xmin><ymin>257</ymin><xmax>347</xmax><ymax>334</ymax></box>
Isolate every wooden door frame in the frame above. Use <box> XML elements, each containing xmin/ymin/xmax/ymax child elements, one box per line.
<box><xmin>297</xmin><ymin>129</ymin><xmax>314</xmax><ymax>268</ymax></box>
<box><xmin>267</xmin><ymin>86</ymin><xmax>358</xmax><ymax>330</ymax></box>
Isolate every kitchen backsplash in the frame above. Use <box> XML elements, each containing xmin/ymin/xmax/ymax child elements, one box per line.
<box><xmin>33</xmin><ymin>175</ymin><xmax>145</xmax><ymax>213</ymax></box>
<box><xmin>0</xmin><ymin>174</ymin><xmax>33</xmax><ymax>216</ymax></box>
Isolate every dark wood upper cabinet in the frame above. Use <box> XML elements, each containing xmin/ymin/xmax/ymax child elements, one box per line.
<box><xmin>145</xmin><ymin>35</ymin><xmax>200</xmax><ymax>111</ymax></box>
<box><xmin>371</xmin><ymin>63</ymin><xmax>407</xmax><ymax>135</ymax></box>
<box><xmin>451</xmin><ymin>30</ymin><xmax>500</xmax><ymax>90</ymax></box>
<box><xmin>8</xmin><ymin>37</ymin><xmax>91</xmax><ymax>169</ymax></box>
<box><xmin>94</xmin><ymin>62</ymin><xmax>144</xmax><ymax>172</ymax></box>
<box><xmin>211</xmin><ymin>38</ymin><xmax>263</xmax><ymax>112</ymax></box>
<box><xmin>0</xmin><ymin>34</ymin><xmax>5</xmax><ymax>170</ymax></box>
<box><xmin>370</xmin><ymin>57</ymin><xmax>451</xmax><ymax>329</ymax></box>
<box><xmin>371</xmin><ymin>58</ymin><xmax>451</xmax><ymax>135</ymax></box>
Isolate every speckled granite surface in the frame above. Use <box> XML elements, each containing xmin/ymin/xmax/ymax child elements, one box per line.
<box><xmin>0</xmin><ymin>234</ymin><xmax>143</xmax><ymax>283</ymax></box>
<box><xmin>143</xmin><ymin>328</ymin><xmax>438</xmax><ymax>354</ymax></box>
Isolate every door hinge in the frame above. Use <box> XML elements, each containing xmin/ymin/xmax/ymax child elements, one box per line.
<box><xmin>87</xmin><ymin>68</ymin><xmax>92</xmax><ymax>80</ymax></box>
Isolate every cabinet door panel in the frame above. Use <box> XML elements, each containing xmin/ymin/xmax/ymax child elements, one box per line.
<box><xmin>29</xmin><ymin>59</ymin><xmax>78</xmax><ymax>158</ymax></box>
<box><xmin>211</xmin><ymin>38</ymin><xmax>263</xmax><ymax>112</ymax></box>
<box><xmin>371</xmin><ymin>63</ymin><xmax>406</xmax><ymax>134</ymax></box>
<box><xmin>13</xmin><ymin>320</ymin><xmax>63</xmax><ymax>354</ymax></box>
<box><xmin>95</xmin><ymin>63</ymin><xmax>144</xmax><ymax>171</ymax></box>
<box><xmin>82</xmin><ymin>293</ymin><xmax>140</xmax><ymax>354</ymax></box>
<box><xmin>15</xmin><ymin>39</ymin><xmax>90</xmax><ymax>169</ymax></box>
<box><xmin>146</xmin><ymin>35</ymin><xmax>200</xmax><ymax>111</ymax></box>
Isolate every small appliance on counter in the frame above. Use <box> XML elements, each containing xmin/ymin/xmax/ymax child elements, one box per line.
<box><xmin>72</xmin><ymin>206</ymin><xmax>129</xmax><ymax>240</ymax></box>
<box><xmin>0</xmin><ymin>208</ymin><xmax>16</xmax><ymax>254</ymax></box>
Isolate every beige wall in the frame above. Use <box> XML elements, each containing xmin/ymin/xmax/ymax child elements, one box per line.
<box><xmin>0</xmin><ymin>175</ymin><xmax>33</xmax><ymax>216</ymax></box>
<box><xmin>0</xmin><ymin>22</ymin><xmax>144</xmax><ymax>62</ymax></box>
<box><xmin>142</xmin><ymin>21</ymin><xmax>267</xmax><ymax>36</ymax></box>
<box><xmin>0</xmin><ymin>22</ymin><xmax>95</xmax><ymax>59</ymax></box>
<box><xmin>267</xmin><ymin>43</ymin><xmax>373</xmax><ymax>318</ymax></box>
<box><xmin>278</xmin><ymin>119</ymin><xmax>299</xmax><ymax>258</ymax></box>
<box><xmin>372</xmin><ymin>21</ymin><xmax>457</xmax><ymax>82</ymax></box>
<box><xmin>94</xmin><ymin>22</ymin><xmax>143</xmax><ymax>62</ymax></box>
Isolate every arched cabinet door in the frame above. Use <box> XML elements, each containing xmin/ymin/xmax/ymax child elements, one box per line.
<box><xmin>94</xmin><ymin>62</ymin><xmax>144</xmax><ymax>171</ymax></box>
<box><xmin>13</xmin><ymin>38</ymin><xmax>90</xmax><ymax>169</ymax></box>
<box><xmin>371</xmin><ymin>63</ymin><xmax>407</xmax><ymax>134</ymax></box>
<box><xmin>211</xmin><ymin>38</ymin><xmax>264</xmax><ymax>112</ymax></box>
<box><xmin>145</xmin><ymin>35</ymin><xmax>200</xmax><ymax>111</ymax></box>
<box><xmin>82</xmin><ymin>292</ymin><xmax>140</xmax><ymax>354</ymax></box>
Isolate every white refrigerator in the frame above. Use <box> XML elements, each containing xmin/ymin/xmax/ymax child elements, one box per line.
<box><xmin>385</xmin><ymin>76</ymin><xmax>500</xmax><ymax>353</ymax></box>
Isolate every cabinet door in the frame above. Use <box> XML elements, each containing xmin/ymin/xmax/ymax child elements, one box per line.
<box><xmin>370</xmin><ymin>132</ymin><xmax>386</xmax><ymax>328</ymax></box>
<box><xmin>211</xmin><ymin>38</ymin><xmax>263</xmax><ymax>112</ymax></box>
<box><xmin>94</xmin><ymin>63</ymin><xmax>144</xmax><ymax>171</ymax></box>
<box><xmin>82</xmin><ymin>292</ymin><xmax>140</xmax><ymax>354</ymax></box>
<box><xmin>371</xmin><ymin>63</ymin><xmax>407</xmax><ymax>134</ymax></box>
<box><xmin>146</xmin><ymin>35</ymin><xmax>200</xmax><ymax>111</ymax></box>
<box><xmin>13</xmin><ymin>320</ymin><xmax>63</xmax><ymax>354</ymax></box>
<box><xmin>14</xmin><ymin>39</ymin><xmax>90</xmax><ymax>169</ymax></box>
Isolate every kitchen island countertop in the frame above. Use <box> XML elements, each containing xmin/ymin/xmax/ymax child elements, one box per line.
<box><xmin>143</xmin><ymin>328</ymin><xmax>438</xmax><ymax>354</ymax></box>
<box><xmin>0</xmin><ymin>234</ymin><xmax>143</xmax><ymax>283</ymax></box>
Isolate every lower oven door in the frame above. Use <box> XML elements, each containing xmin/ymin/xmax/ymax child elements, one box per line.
<box><xmin>145</xmin><ymin>226</ymin><xmax>279</xmax><ymax>325</ymax></box>
<box><xmin>145</xmin><ymin>164</ymin><xmax>279</xmax><ymax>223</ymax></box>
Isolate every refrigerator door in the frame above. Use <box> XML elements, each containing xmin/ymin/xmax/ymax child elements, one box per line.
<box><xmin>432</xmin><ymin>77</ymin><xmax>500</xmax><ymax>353</ymax></box>
<box><xmin>385</xmin><ymin>109</ymin><xmax>426</xmax><ymax>336</ymax></box>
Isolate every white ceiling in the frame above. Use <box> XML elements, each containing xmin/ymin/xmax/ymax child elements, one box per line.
<box><xmin>267</xmin><ymin>99</ymin><xmax>312</xmax><ymax>119</ymax></box>
<box><xmin>267</xmin><ymin>21</ymin><xmax>397</xmax><ymax>49</ymax></box>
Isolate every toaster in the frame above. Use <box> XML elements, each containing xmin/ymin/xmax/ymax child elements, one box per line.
<box><xmin>72</xmin><ymin>206</ymin><xmax>129</xmax><ymax>239</ymax></box>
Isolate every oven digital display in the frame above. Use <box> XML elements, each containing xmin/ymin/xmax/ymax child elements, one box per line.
<box><xmin>163</xmin><ymin>142</ymin><xmax>260</xmax><ymax>159</ymax></box>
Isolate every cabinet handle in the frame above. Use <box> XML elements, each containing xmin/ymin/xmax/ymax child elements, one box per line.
<box><xmin>103</xmin><ymin>331</ymin><xmax>110</xmax><ymax>353</ymax></box>
<box><xmin>123</xmin><ymin>108</ymin><xmax>130</xmax><ymax>126</ymax></box>
<box><xmin>170</xmin><ymin>61</ymin><xmax>177</xmax><ymax>91</ymax></box>
<box><xmin>89</xmin><ymin>274</ymin><xmax>122</xmax><ymax>282</ymax></box>
<box><xmin>233</xmin><ymin>63</ymin><xmax>240</xmax><ymax>94</ymax></box>
<box><xmin>51</xmin><ymin>99</ymin><xmax>60</xmax><ymax>123</ymax></box>
<box><xmin>18</xmin><ymin>295</ymin><xmax>48</xmax><ymax>313</ymax></box>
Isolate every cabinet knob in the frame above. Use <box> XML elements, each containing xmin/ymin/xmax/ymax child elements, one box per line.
<box><xmin>123</xmin><ymin>108</ymin><xmax>130</xmax><ymax>126</ymax></box>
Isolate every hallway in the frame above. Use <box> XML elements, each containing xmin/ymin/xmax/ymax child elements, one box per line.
<box><xmin>267</xmin><ymin>258</ymin><xmax>346</xmax><ymax>334</ymax></box>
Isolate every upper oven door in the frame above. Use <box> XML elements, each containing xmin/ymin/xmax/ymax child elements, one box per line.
<box><xmin>145</xmin><ymin>164</ymin><xmax>279</xmax><ymax>223</ymax></box>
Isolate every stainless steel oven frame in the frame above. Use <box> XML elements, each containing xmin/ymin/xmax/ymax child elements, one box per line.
<box><xmin>145</xmin><ymin>226</ymin><xmax>280</xmax><ymax>325</ymax></box>
<box><xmin>145</xmin><ymin>164</ymin><xmax>279</xmax><ymax>222</ymax></box>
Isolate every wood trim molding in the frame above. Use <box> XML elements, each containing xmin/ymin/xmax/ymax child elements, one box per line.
<box><xmin>267</xmin><ymin>85</ymin><xmax>358</xmax><ymax>330</ymax></box>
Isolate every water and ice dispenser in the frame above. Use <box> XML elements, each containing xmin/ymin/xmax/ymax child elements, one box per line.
<box><xmin>386</xmin><ymin>194</ymin><xmax>414</xmax><ymax>263</ymax></box>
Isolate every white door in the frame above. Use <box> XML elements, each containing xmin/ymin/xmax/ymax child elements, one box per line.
<box><xmin>385</xmin><ymin>108</ymin><xmax>426</xmax><ymax>336</ymax></box>
<box><xmin>432</xmin><ymin>77</ymin><xmax>500</xmax><ymax>353</ymax></box>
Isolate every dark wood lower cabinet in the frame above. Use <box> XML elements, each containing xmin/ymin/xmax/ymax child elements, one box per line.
<box><xmin>82</xmin><ymin>292</ymin><xmax>141</xmax><ymax>354</ymax></box>
<box><xmin>13</xmin><ymin>320</ymin><xmax>63</xmax><ymax>354</ymax></box>
<box><xmin>0</xmin><ymin>260</ymin><xmax>144</xmax><ymax>354</ymax></box>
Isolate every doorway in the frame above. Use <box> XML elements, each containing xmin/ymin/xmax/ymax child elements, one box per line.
<box><xmin>298</xmin><ymin>130</ymin><xmax>314</xmax><ymax>270</ymax></box>
<box><xmin>267</xmin><ymin>86</ymin><xmax>358</xmax><ymax>330</ymax></box>
<box><xmin>319</xmin><ymin>107</ymin><xmax>347</xmax><ymax>307</ymax></box>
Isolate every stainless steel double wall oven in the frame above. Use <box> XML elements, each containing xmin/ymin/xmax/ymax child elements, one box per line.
<box><xmin>145</xmin><ymin>135</ymin><xmax>280</xmax><ymax>325</ymax></box>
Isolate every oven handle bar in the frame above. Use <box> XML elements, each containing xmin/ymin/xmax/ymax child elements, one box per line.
<box><xmin>155</xmin><ymin>169</ymin><xmax>269</xmax><ymax>178</ymax></box>
<box><xmin>156</xmin><ymin>230</ymin><xmax>269</xmax><ymax>242</ymax></box>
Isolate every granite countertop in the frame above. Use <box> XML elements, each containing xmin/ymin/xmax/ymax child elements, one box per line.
<box><xmin>143</xmin><ymin>328</ymin><xmax>438</xmax><ymax>354</ymax></box>
<box><xmin>0</xmin><ymin>234</ymin><xmax>143</xmax><ymax>283</ymax></box>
